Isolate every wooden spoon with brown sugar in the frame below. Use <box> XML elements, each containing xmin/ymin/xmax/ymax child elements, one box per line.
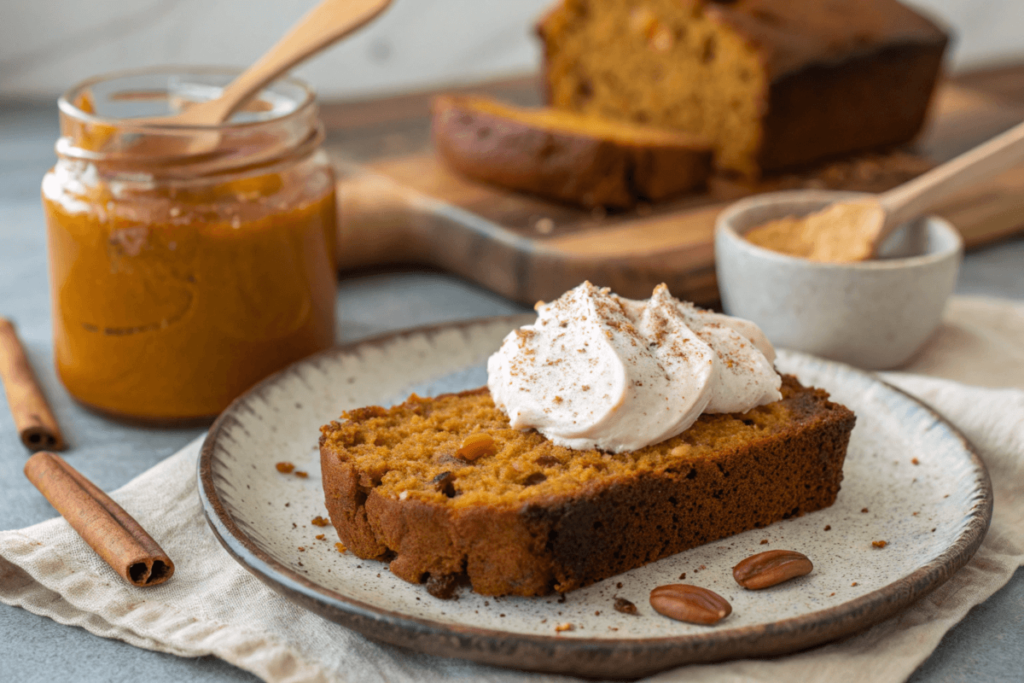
<box><xmin>746</xmin><ymin>118</ymin><xmax>1024</xmax><ymax>262</ymax></box>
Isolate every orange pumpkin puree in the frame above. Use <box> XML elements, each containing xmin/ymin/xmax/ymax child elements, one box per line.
<box><xmin>42</xmin><ymin>166</ymin><xmax>337</xmax><ymax>421</ymax></box>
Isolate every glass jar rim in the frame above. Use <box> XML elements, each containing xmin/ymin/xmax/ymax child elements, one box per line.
<box><xmin>54</xmin><ymin>66</ymin><xmax>325</xmax><ymax>178</ymax></box>
<box><xmin>57</xmin><ymin>65</ymin><xmax>318</xmax><ymax>133</ymax></box>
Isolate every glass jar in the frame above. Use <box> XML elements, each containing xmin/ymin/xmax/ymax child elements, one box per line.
<box><xmin>42</xmin><ymin>68</ymin><xmax>337</xmax><ymax>422</ymax></box>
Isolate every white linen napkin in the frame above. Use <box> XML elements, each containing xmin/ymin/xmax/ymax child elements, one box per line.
<box><xmin>1</xmin><ymin>295</ymin><xmax>1022</xmax><ymax>683</ymax></box>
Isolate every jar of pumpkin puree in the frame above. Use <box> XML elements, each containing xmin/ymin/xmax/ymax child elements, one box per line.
<box><xmin>41</xmin><ymin>68</ymin><xmax>337</xmax><ymax>421</ymax></box>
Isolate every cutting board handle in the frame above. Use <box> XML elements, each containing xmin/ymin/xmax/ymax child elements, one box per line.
<box><xmin>335</xmin><ymin>171</ymin><xmax>423</xmax><ymax>269</ymax></box>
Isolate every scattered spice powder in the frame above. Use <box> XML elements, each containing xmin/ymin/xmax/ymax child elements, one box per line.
<box><xmin>335</xmin><ymin>543</ymin><xmax>346</xmax><ymax>553</ymax></box>
<box><xmin>297</xmin><ymin>546</ymin><xmax>305</xmax><ymax>552</ymax></box>
<box><xmin>294</xmin><ymin>471</ymin><xmax>309</xmax><ymax>478</ymax></box>
<box><xmin>555</xmin><ymin>623</ymin><xmax>574</xmax><ymax>633</ymax></box>
<box><xmin>911</xmin><ymin>458</ymin><xmax>920</xmax><ymax>465</ymax></box>
<box><xmin>851</xmin><ymin>582</ymin><xmax>859</xmax><ymax>587</ymax></box>
<box><xmin>861</xmin><ymin>508</ymin><xmax>869</xmax><ymax>513</ymax></box>
<box><xmin>315</xmin><ymin>534</ymin><xmax>325</xmax><ymax>541</ymax></box>
<box><xmin>824</xmin><ymin>525</ymin><xmax>832</xmax><ymax>531</ymax></box>
<box><xmin>872</xmin><ymin>540</ymin><xmax>888</xmax><ymax>548</ymax></box>
<box><xmin>311</xmin><ymin>516</ymin><xmax>330</xmax><ymax>527</ymax></box>
<box><xmin>275</xmin><ymin>462</ymin><xmax>295</xmax><ymax>474</ymax></box>
<box><xmin>760</xmin><ymin>539</ymin><xmax>769</xmax><ymax>545</ymax></box>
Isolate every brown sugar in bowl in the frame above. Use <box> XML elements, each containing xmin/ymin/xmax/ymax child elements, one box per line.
<box><xmin>715</xmin><ymin>190</ymin><xmax>961</xmax><ymax>370</ymax></box>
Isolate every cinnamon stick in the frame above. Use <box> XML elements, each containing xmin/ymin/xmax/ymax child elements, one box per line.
<box><xmin>0</xmin><ymin>318</ymin><xmax>65</xmax><ymax>451</ymax></box>
<box><xmin>24</xmin><ymin>452</ymin><xmax>174</xmax><ymax>587</ymax></box>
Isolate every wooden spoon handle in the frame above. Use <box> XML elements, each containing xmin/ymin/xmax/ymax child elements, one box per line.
<box><xmin>879</xmin><ymin>118</ymin><xmax>1024</xmax><ymax>235</ymax></box>
<box><xmin>198</xmin><ymin>0</ymin><xmax>391</xmax><ymax>124</ymax></box>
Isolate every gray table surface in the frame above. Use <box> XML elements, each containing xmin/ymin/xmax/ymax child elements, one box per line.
<box><xmin>1</xmin><ymin>99</ymin><xmax>1022</xmax><ymax>682</ymax></box>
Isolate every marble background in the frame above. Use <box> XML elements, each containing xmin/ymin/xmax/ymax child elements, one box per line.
<box><xmin>1</xmin><ymin>0</ymin><xmax>1023</xmax><ymax>100</ymax></box>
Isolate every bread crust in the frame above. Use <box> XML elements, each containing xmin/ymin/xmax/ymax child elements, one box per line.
<box><xmin>756</xmin><ymin>42</ymin><xmax>946</xmax><ymax>172</ymax></box>
<box><xmin>321</xmin><ymin>377</ymin><xmax>855</xmax><ymax>597</ymax></box>
<box><xmin>431</xmin><ymin>95</ymin><xmax>712</xmax><ymax>209</ymax></box>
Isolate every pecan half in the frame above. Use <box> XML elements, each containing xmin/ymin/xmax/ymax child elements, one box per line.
<box><xmin>649</xmin><ymin>584</ymin><xmax>731</xmax><ymax>625</ymax></box>
<box><xmin>733</xmin><ymin>549</ymin><xmax>813</xmax><ymax>589</ymax></box>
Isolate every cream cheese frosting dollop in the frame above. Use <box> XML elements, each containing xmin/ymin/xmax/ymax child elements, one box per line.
<box><xmin>486</xmin><ymin>282</ymin><xmax>782</xmax><ymax>453</ymax></box>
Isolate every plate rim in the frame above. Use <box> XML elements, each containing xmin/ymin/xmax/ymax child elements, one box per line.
<box><xmin>198</xmin><ymin>315</ymin><xmax>994</xmax><ymax>678</ymax></box>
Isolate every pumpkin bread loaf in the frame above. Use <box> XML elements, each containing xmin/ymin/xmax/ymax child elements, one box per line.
<box><xmin>320</xmin><ymin>375</ymin><xmax>855</xmax><ymax>598</ymax></box>
<box><xmin>538</xmin><ymin>0</ymin><xmax>948</xmax><ymax>177</ymax></box>
<box><xmin>432</xmin><ymin>94</ymin><xmax>713</xmax><ymax>208</ymax></box>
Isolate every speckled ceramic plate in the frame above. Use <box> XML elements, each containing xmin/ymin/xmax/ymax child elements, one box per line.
<box><xmin>199</xmin><ymin>315</ymin><xmax>992</xmax><ymax>679</ymax></box>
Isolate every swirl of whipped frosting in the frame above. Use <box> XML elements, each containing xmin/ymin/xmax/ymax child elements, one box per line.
<box><xmin>486</xmin><ymin>282</ymin><xmax>782</xmax><ymax>453</ymax></box>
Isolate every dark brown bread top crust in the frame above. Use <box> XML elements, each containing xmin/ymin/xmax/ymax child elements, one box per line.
<box><xmin>703</xmin><ymin>0</ymin><xmax>948</xmax><ymax>78</ymax></box>
<box><xmin>321</xmin><ymin>376</ymin><xmax>855</xmax><ymax>597</ymax></box>
<box><xmin>431</xmin><ymin>95</ymin><xmax>712</xmax><ymax>209</ymax></box>
<box><xmin>537</xmin><ymin>0</ymin><xmax>949</xmax><ymax>79</ymax></box>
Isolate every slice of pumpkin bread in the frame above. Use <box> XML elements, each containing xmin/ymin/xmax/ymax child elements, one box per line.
<box><xmin>319</xmin><ymin>374</ymin><xmax>854</xmax><ymax>598</ymax></box>
<box><xmin>432</xmin><ymin>94</ymin><xmax>712</xmax><ymax>208</ymax></box>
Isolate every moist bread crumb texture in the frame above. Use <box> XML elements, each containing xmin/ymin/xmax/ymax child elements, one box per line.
<box><xmin>538</xmin><ymin>0</ymin><xmax>948</xmax><ymax>177</ymax></box>
<box><xmin>320</xmin><ymin>376</ymin><xmax>854</xmax><ymax>597</ymax></box>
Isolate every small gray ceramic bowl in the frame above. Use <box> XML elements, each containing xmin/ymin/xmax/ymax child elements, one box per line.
<box><xmin>715</xmin><ymin>190</ymin><xmax>962</xmax><ymax>370</ymax></box>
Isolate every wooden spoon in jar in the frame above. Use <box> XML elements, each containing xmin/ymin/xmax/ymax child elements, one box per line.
<box><xmin>746</xmin><ymin>118</ymin><xmax>1024</xmax><ymax>262</ymax></box>
<box><xmin>131</xmin><ymin>0</ymin><xmax>391</xmax><ymax>132</ymax></box>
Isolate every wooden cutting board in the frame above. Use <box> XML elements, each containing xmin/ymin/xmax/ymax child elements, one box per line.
<box><xmin>324</xmin><ymin>66</ymin><xmax>1024</xmax><ymax>306</ymax></box>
